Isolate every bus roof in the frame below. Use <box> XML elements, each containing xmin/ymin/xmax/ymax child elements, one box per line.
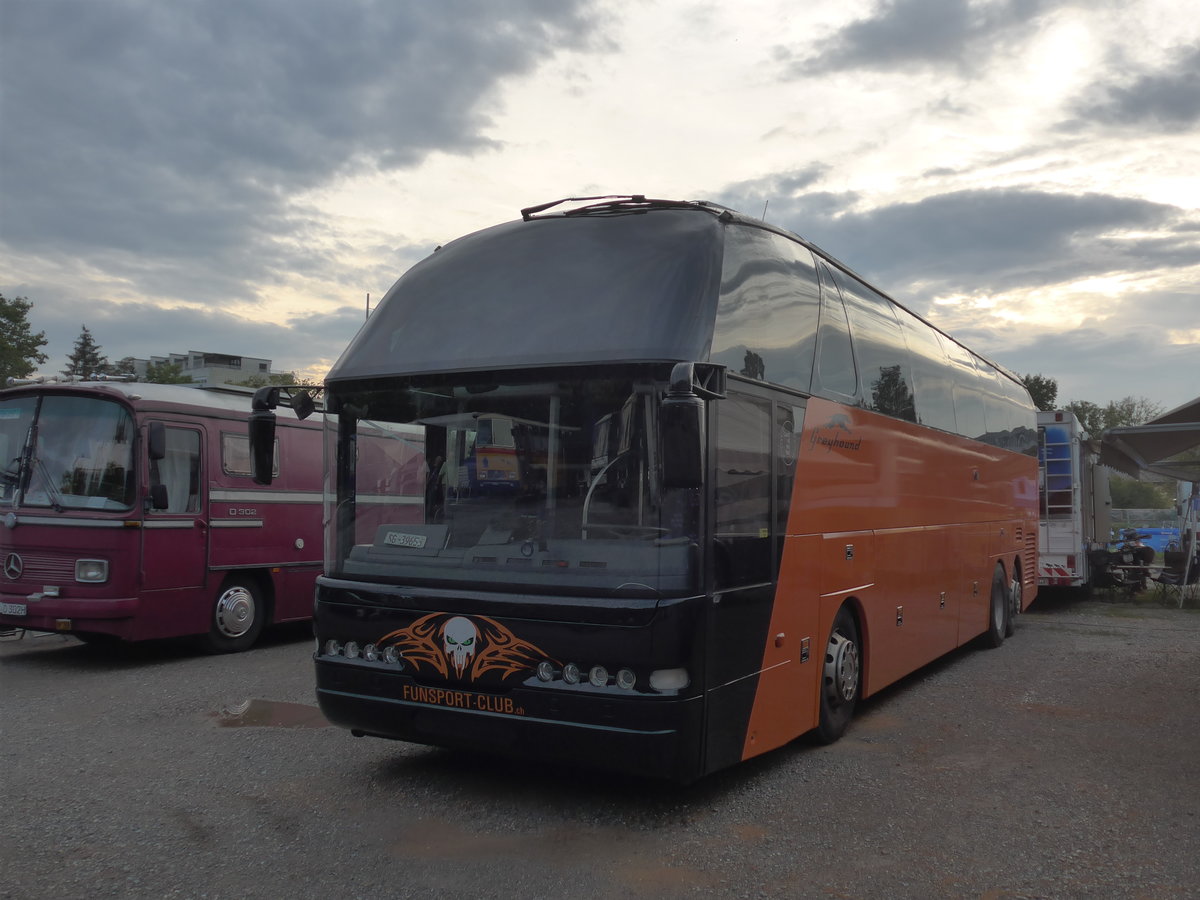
<box><xmin>329</xmin><ymin>197</ymin><xmax>1023</xmax><ymax>389</ymax></box>
<box><xmin>0</xmin><ymin>381</ymin><xmax>309</xmax><ymax>420</ymax></box>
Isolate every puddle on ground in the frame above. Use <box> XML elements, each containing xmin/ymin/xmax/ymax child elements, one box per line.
<box><xmin>212</xmin><ymin>698</ymin><xmax>331</xmax><ymax>729</ymax></box>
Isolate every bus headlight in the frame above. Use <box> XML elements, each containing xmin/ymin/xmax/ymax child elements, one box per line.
<box><xmin>588</xmin><ymin>665</ymin><xmax>609</xmax><ymax>687</ymax></box>
<box><xmin>562</xmin><ymin>663</ymin><xmax>581</xmax><ymax>685</ymax></box>
<box><xmin>75</xmin><ymin>559</ymin><xmax>109</xmax><ymax>583</ymax></box>
<box><xmin>649</xmin><ymin>668</ymin><xmax>689</xmax><ymax>691</ymax></box>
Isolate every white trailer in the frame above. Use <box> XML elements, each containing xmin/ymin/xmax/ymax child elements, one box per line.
<box><xmin>1038</xmin><ymin>410</ymin><xmax>1112</xmax><ymax>591</ymax></box>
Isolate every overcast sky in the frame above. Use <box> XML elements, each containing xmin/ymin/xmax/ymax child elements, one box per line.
<box><xmin>2</xmin><ymin>0</ymin><xmax>1197</xmax><ymax>412</ymax></box>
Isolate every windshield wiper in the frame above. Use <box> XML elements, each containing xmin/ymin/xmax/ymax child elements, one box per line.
<box><xmin>31</xmin><ymin>456</ymin><xmax>66</xmax><ymax>512</ymax></box>
<box><xmin>520</xmin><ymin>195</ymin><xmax>698</xmax><ymax>221</ymax></box>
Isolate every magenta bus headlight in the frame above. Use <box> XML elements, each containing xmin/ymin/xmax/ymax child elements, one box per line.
<box><xmin>75</xmin><ymin>559</ymin><xmax>109</xmax><ymax>583</ymax></box>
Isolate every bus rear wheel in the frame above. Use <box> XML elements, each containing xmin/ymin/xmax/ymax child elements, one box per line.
<box><xmin>983</xmin><ymin>563</ymin><xmax>1010</xmax><ymax>648</ymax></box>
<box><xmin>1006</xmin><ymin>570</ymin><xmax>1022</xmax><ymax>638</ymax></box>
<box><xmin>816</xmin><ymin>605</ymin><xmax>860</xmax><ymax>744</ymax></box>
<box><xmin>200</xmin><ymin>576</ymin><xmax>264</xmax><ymax>653</ymax></box>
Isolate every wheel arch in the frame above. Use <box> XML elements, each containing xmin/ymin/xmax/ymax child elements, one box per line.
<box><xmin>826</xmin><ymin>593</ymin><xmax>870</xmax><ymax>698</ymax></box>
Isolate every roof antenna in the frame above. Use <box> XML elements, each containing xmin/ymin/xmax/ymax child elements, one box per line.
<box><xmin>761</xmin><ymin>199</ymin><xmax>770</xmax><ymax>221</ymax></box>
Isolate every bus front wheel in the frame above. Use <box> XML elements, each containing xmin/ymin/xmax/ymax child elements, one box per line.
<box><xmin>200</xmin><ymin>576</ymin><xmax>264</xmax><ymax>653</ymax></box>
<box><xmin>816</xmin><ymin>605</ymin><xmax>860</xmax><ymax>744</ymax></box>
<box><xmin>983</xmin><ymin>563</ymin><xmax>1010</xmax><ymax>648</ymax></box>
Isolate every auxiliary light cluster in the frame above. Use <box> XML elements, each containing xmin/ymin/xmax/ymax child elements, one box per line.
<box><xmin>535</xmin><ymin>659</ymin><xmax>638</xmax><ymax>690</ymax></box>
<box><xmin>536</xmin><ymin>661</ymin><xmax>689</xmax><ymax>693</ymax></box>
<box><xmin>320</xmin><ymin>637</ymin><xmax>689</xmax><ymax>693</ymax></box>
<box><xmin>322</xmin><ymin>639</ymin><xmax>403</xmax><ymax>667</ymax></box>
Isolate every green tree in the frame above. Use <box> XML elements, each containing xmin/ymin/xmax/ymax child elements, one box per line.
<box><xmin>1109</xmin><ymin>475</ymin><xmax>1173</xmax><ymax>509</ymax></box>
<box><xmin>0</xmin><ymin>293</ymin><xmax>50</xmax><ymax>383</ymax></box>
<box><xmin>1064</xmin><ymin>400</ymin><xmax>1104</xmax><ymax>436</ymax></box>
<box><xmin>144</xmin><ymin>361</ymin><xmax>193</xmax><ymax>384</ymax></box>
<box><xmin>62</xmin><ymin>325</ymin><xmax>111</xmax><ymax>379</ymax></box>
<box><xmin>1021</xmin><ymin>373</ymin><xmax>1058</xmax><ymax>411</ymax></box>
<box><xmin>1064</xmin><ymin>395</ymin><xmax>1163</xmax><ymax>436</ymax></box>
<box><xmin>233</xmin><ymin>371</ymin><xmax>318</xmax><ymax>388</ymax></box>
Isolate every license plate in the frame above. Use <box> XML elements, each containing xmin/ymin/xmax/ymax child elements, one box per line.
<box><xmin>0</xmin><ymin>602</ymin><xmax>27</xmax><ymax>617</ymax></box>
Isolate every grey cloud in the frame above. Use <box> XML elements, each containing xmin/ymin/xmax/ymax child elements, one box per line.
<box><xmin>713</xmin><ymin>166</ymin><xmax>832</xmax><ymax>215</ymax></box>
<box><xmin>25</xmin><ymin>295</ymin><xmax>371</xmax><ymax>381</ymax></box>
<box><xmin>1062</xmin><ymin>44</ymin><xmax>1200</xmax><ymax>133</ymax></box>
<box><xmin>961</xmin><ymin>317</ymin><xmax>1200</xmax><ymax>408</ymax></box>
<box><xmin>775</xmin><ymin>0</ymin><xmax>1068</xmax><ymax>77</ymax></box>
<box><xmin>0</xmin><ymin>0</ymin><xmax>603</xmax><ymax>295</ymax></box>
<box><xmin>726</xmin><ymin>186</ymin><xmax>1198</xmax><ymax>303</ymax></box>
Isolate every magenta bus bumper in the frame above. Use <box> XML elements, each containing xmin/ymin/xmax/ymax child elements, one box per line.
<box><xmin>0</xmin><ymin>590</ymin><xmax>140</xmax><ymax>638</ymax></box>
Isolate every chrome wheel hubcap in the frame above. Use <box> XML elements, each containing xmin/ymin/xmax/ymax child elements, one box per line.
<box><xmin>215</xmin><ymin>586</ymin><xmax>255</xmax><ymax>638</ymax></box>
<box><xmin>824</xmin><ymin>630</ymin><xmax>859</xmax><ymax>706</ymax></box>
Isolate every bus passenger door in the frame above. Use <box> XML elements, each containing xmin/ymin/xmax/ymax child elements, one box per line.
<box><xmin>141</xmin><ymin>425</ymin><xmax>208</xmax><ymax>625</ymax></box>
<box><xmin>704</xmin><ymin>391</ymin><xmax>780</xmax><ymax>772</ymax></box>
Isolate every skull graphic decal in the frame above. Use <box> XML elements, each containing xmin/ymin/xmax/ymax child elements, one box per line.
<box><xmin>442</xmin><ymin>616</ymin><xmax>478</xmax><ymax>678</ymax></box>
<box><xmin>377</xmin><ymin>613</ymin><xmax>556</xmax><ymax>684</ymax></box>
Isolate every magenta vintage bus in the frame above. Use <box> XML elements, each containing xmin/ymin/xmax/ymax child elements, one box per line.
<box><xmin>0</xmin><ymin>379</ymin><xmax>325</xmax><ymax>651</ymax></box>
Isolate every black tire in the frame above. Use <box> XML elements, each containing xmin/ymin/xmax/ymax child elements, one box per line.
<box><xmin>815</xmin><ymin>604</ymin><xmax>861</xmax><ymax>744</ymax></box>
<box><xmin>199</xmin><ymin>576</ymin><xmax>264</xmax><ymax>653</ymax></box>
<box><xmin>983</xmin><ymin>563</ymin><xmax>1009</xmax><ymax>648</ymax></box>
<box><xmin>1005</xmin><ymin>567</ymin><xmax>1021</xmax><ymax>638</ymax></box>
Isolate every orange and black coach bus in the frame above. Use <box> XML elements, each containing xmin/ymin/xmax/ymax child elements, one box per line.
<box><xmin>252</xmin><ymin>195</ymin><xmax>1039</xmax><ymax>781</ymax></box>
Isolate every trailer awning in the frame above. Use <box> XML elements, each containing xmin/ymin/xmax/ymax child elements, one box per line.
<box><xmin>1099</xmin><ymin>396</ymin><xmax>1200</xmax><ymax>481</ymax></box>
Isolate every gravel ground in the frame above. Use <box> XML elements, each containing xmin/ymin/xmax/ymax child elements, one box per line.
<box><xmin>2</xmin><ymin>591</ymin><xmax>1198</xmax><ymax>900</ymax></box>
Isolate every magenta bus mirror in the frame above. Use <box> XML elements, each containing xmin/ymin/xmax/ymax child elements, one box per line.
<box><xmin>249</xmin><ymin>387</ymin><xmax>279</xmax><ymax>486</ymax></box>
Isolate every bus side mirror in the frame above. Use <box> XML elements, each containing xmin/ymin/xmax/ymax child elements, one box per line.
<box><xmin>292</xmin><ymin>390</ymin><xmax>316</xmax><ymax>420</ymax></box>
<box><xmin>249</xmin><ymin>410</ymin><xmax>277</xmax><ymax>486</ymax></box>
<box><xmin>661</xmin><ymin>363</ymin><xmax>705</xmax><ymax>489</ymax></box>
<box><xmin>249</xmin><ymin>387</ymin><xmax>279</xmax><ymax>486</ymax></box>
<box><xmin>148</xmin><ymin>421</ymin><xmax>165</xmax><ymax>461</ymax></box>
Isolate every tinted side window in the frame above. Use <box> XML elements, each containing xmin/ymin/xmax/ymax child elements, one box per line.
<box><xmin>833</xmin><ymin>270</ymin><xmax>916</xmax><ymax>422</ymax></box>
<box><xmin>980</xmin><ymin>365</ymin><xmax>1039</xmax><ymax>454</ymax></box>
<box><xmin>941</xmin><ymin>338</ymin><xmax>986</xmax><ymax>440</ymax></box>
<box><xmin>711</xmin><ymin>226</ymin><xmax>820</xmax><ymax>392</ymax></box>
<box><xmin>814</xmin><ymin>264</ymin><xmax>858</xmax><ymax>398</ymax></box>
<box><xmin>894</xmin><ymin>307</ymin><xmax>958</xmax><ymax>433</ymax></box>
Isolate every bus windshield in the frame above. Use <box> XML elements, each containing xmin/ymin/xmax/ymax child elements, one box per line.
<box><xmin>0</xmin><ymin>394</ymin><xmax>136</xmax><ymax>512</ymax></box>
<box><xmin>328</xmin><ymin>369</ymin><xmax>700</xmax><ymax>598</ymax></box>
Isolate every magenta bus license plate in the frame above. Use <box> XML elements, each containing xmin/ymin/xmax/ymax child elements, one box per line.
<box><xmin>0</xmin><ymin>602</ymin><xmax>27</xmax><ymax>617</ymax></box>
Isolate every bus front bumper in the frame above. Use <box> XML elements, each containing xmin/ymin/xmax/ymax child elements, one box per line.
<box><xmin>0</xmin><ymin>591</ymin><xmax>139</xmax><ymax>637</ymax></box>
<box><xmin>315</xmin><ymin>658</ymin><xmax>705</xmax><ymax>782</ymax></box>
